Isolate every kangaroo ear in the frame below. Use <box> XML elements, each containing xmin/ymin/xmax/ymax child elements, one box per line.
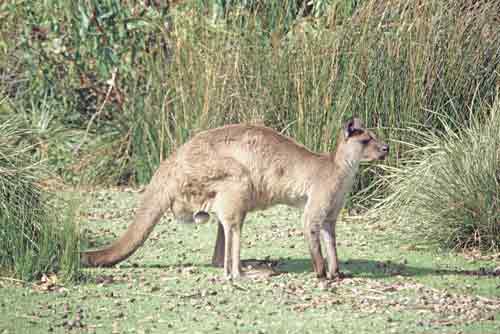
<box><xmin>344</xmin><ymin>117</ymin><xmax>364</xmax><ymax>138</ymax></box>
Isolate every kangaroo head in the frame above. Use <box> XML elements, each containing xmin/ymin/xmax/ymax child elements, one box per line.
<box><xmin>341</xmin><ymin>117</ymin><xmax>389</xmax><ymax>162</ymax></box>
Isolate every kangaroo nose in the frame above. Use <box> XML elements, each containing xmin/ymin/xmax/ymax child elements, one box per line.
<box><xmin>381</xmin><ymin>144</ymin><xmax>389</xmax><ymax>153</ymax></box>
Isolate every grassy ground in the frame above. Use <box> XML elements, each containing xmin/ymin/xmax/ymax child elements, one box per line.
<box><xmin>1</xmin><ymin>189</ymin><xmax>499</xmax><ymax>334</ymax></box>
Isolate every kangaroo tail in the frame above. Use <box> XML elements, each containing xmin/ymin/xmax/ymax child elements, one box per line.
<box><xmin>80</xmin><ymin>171</ymin><xmax>171</xmax><ymax>267</ymax></box>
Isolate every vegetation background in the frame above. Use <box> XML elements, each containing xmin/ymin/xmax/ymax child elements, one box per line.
<box><xmin>0</xmin><ymin>0</ymin><xmax>499</xmax><ymax>277</ymax></box>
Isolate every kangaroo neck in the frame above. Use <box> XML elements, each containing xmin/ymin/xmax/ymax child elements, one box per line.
<box><xmin>335</xmin><ymin>155</ymin><xmax>360</xmax><ymax>177</ymax></box>
<box><xmin>330</xmin><ymin>142</ymin><xmax>361</xmax><ymax>192</ymax></box>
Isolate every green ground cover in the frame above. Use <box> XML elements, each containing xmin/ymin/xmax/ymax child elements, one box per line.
<box><xmin>1</xmin><ymin>189</ymin><xmax>498</xmax><ymax>333</ymax></box>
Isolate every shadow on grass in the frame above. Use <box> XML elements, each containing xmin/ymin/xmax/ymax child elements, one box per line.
<box><xmin>125</xmin><ymin>258</ymin><xmax>498</xmax><ymax>278</ymax></box>
<box><xmin>279</xmin><ymin>258</ymin><xmax>499</xmax><ymax>278</ymax></box>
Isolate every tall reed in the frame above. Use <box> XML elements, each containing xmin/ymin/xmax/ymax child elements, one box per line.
<box><xmin>368</xmin><ymin>100</ymin><xmax>500</xmax><ymax>251</ymax></box>
<box><xmin>0</xmin><ymin>118</ymin><xmax>80</xmax><ymax>281</ymax></box>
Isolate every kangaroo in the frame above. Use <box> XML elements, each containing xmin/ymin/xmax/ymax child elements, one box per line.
<box><xmin>81</xmin><ymin>117</ymin><xmax>389</xmax><ymax>279</ymax></box>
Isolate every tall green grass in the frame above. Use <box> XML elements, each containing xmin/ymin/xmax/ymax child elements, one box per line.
<box><xmin>1</xmin><ymin>0</ymin><xmax>499</xmax><ymax>193</ymax></box>
<box><xmin>369</xmin><ymin>101</ymin><xmax>500</xmax><ymax>251</ymax></box>
<box><xmin>0</xmin><ymin>118</ymin><xmax>80</xmax><ymax>281</ymax></box>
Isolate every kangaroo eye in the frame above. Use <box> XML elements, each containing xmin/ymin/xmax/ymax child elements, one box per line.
<box><xmin>361</xmin><ymin>139</ymin><xmax>371</xmax><ymax>145</ymax></box>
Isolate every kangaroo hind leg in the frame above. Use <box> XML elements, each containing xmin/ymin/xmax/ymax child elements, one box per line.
<box><xmin>213</xmin><ymin>179</ymin><xmax>250</xmax><ymax>279</ymax></box>
<box><xmin>216</xmin><ymin>207</ymin><xmax>246</xmax><ymax>279</ymax></box>
<box><xmin>212</xmin><ymin>220</ymin><xmax>225</xmax><ymax>268</ymax></box>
